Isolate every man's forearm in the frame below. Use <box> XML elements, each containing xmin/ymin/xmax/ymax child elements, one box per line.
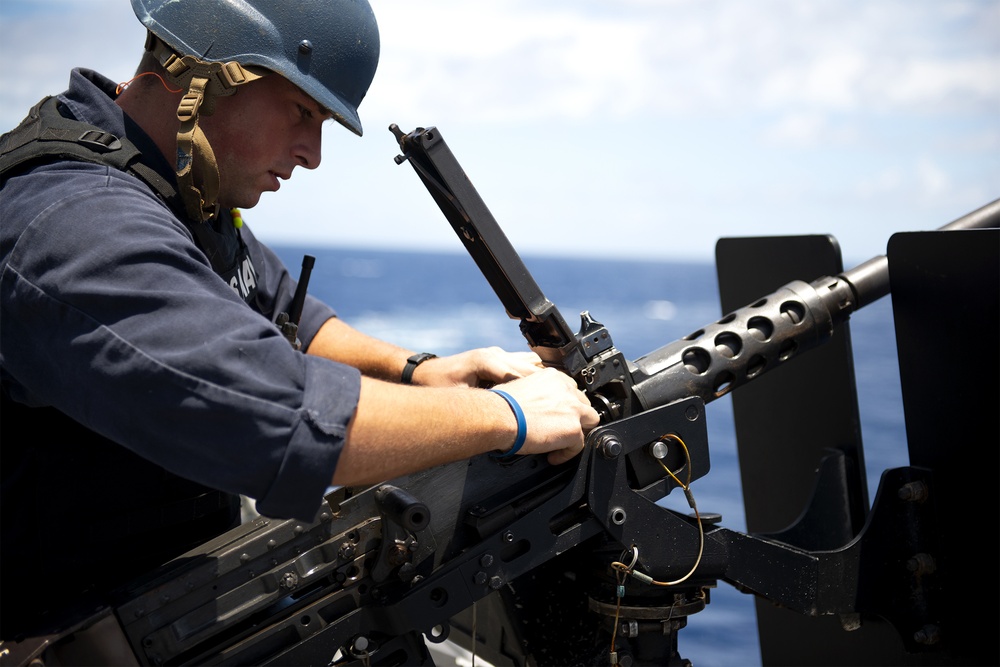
<box><xmin>332</xmin><ymin>378</ymin><xmax>512</xmax><ymax>486</ymax></box>
<box><xmin>306</xmin><ymin>317</ymin><xmax>415</xmax><ymax>382</ymax></box>
<box><xmin>331</xmin><ymin>367</ymin><xmax>597</xmax><ymax>486</ymax></box>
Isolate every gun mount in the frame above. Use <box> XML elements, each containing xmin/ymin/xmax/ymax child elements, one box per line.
<box><xmin>3</xmin><ymin>127</ymin><xmax>996</xmax><ymax>667</ymax></box>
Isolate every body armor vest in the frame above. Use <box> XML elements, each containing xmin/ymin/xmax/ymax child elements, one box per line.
<box><xmin>0</xmin><ymin>97</ymin><xmax>245</xmax><ymax>639</ymax></box>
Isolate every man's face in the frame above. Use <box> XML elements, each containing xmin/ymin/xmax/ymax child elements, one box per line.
<box><xmin>200</xmin><ymin>73</ymin><xmax>331</xmax><ymax>209</ymax></box>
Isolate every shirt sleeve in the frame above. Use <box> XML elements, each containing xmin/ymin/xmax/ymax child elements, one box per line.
<box><xmin>0</xmin><ymin>162</ymin><xmax>360</xmax><ymax>520</ymax></box>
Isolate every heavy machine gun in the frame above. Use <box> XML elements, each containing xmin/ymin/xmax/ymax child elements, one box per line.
<box><xmin>4</xmin><ymin>127</ymin><xmax>997</xmax><ymax>667</ymax></box>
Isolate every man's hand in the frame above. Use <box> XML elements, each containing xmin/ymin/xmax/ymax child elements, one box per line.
<box><xmin>334</xmin><ymin>366</ymin><xmax>600</xmax><ymax>486</ymax></box>
<box><xmin>411</xmin><ymin>346</ymin><xmax>545</xmax><ymax>388</ymax></box>
<box><xmin>488</xmin><ymin>368</ymin><xmax>601</xmax><ymax>465</ymax></box>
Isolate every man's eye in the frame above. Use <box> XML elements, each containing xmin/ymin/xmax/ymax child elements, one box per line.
<box><xmin>297</xmin><ymin>104</ymin><xmax>313</xmax><ymax>120</ymax></box>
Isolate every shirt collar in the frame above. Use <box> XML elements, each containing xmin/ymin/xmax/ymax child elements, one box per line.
<box><xmin>57</xmin><ymin>68</ymin><xmax>176</xmax><ymax>187</ymax></box>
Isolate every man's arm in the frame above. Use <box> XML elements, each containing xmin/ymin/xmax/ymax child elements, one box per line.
<box><xmin>332</xmin><ymin>368</ymin><xmax>599</xmax><ymax>487</ymax></box>
<box><xmin>306</xmin><ymin>315</ymin><xmax>599</xmax><ymax>487</ymax></box>
<box><xmin>306</xmin><ymin>316</ymin><xmax>546</xmax><ymax>388</ymax></box>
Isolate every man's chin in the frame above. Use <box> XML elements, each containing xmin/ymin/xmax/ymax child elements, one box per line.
<box><xmin>222</xmin><ymin>194</ymin><xmax>263</xmax><ymax>211</ymax></box>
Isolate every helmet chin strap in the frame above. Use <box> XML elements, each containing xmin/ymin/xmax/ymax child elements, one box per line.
<box><xmin>147</xmin><ymin>35</ymin><xmax>265</xmax><ymax>223</ymax></box>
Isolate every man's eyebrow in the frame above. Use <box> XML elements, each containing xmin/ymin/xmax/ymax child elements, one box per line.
<box><xmin>295</xmin><ymin>87</ymin><xmax>333</xmax><ymax>118</ymax></box>
<box><xmin>314</xmin><ymin>101</ymin><xmax>333</xmax><ymax>118</ymax></box>
<box><xmin>308</xmin><ymin>94</ymin><xmax>333</xmax><ymax>119</ymax></box>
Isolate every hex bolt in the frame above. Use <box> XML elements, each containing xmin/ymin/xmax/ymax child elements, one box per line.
<box><xmin>279</xmin><ymin>572</ymin><xmax>299</xmax><ymax>589</ymax></box>
<box><xmin>489</xmin><ymin>575</ymin><xmax>503</xmax><ymax>590</ymax></box>
<box><xmin>599</xmin><ymin>436</ymin><xmax>623</xmax><ymax>459</ymax></box>
<box><xmin>906</xmin><ymin>553</ymin><xmax>937</xmax><ymax>575</ymax></box>
<box><xmin>480</xmin><ymin>553</ymin><xmax>494</xmax><ymax>568</ymax></box>
<box><xmin>898</xmin><ymin>480</ymin><xmax>929</xmax><ymax>502</ymax></box>
<box><xmin>339</xmin><ymin>542</ymin><xmax>356</xmax><ymax>561</ymax></box>
<box><xmin>914</xmin><ymin>624</ymin><xmax>940</xmax><ymax>645</ymax></box>
<box><xmin>474</xmin><ymin>571</ymin><xmax>488</xmax><ymax>586</ymax></box>
<box><xmin>388</xmin><ymin>542</ymin><xmax>409</xmax><ymax>566</ymax></box>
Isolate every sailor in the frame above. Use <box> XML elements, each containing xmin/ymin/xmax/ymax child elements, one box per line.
<box><xmin>0</xmin><ymin>0</ymin><xmax>600</xmax><ymax>639</ymax></box>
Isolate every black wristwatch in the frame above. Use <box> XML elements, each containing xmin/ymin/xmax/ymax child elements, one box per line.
<box><xmin>401</xmin><ymin>352</ymin><xmax>437</xmax><ymax>385</ymax></box>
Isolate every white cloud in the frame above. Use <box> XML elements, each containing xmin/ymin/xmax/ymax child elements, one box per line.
<box><xmin>858</xmin><ymin>167</ymin><xmax>905</xmax><ymax>198</ymax></box>
<box><xmin>2</xmin><ymin>0</ymin><xmax>997</xmax><ymax>264</ymax></box>
<box><xmin>762</xmin><ymin>113</ymin><xmax>831</xmax><ymax>148</ymax></box>
<box><xmin>881</xmin><ymin>57</ymin><xmax>1000</xmax><ymax>111</ymax></box>
<box><xmin>916</xmin><ymin>157</ymin><xmax>950</xmax><ymax>196</ymax></box>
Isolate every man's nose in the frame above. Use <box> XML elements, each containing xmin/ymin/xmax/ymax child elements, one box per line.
<box><xmin>295</xmin><ymin>124</ymin><xmax>323</xmax><ymax>170</ymax></box>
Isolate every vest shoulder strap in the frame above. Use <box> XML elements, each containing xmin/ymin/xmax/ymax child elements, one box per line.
<box><xmin>0</xmin><ymin>96</ymin><xmax>141</xmax><ymax>182</ymax></box>
<box><xmin>0</xmin><ymin>96</ymin><xmax>253</xmax><ymax>282</ymax></box>
<box><xmin>1</xmin><ymin>96</ymin><xmax>192</xmax><ymax>222</ymax></box>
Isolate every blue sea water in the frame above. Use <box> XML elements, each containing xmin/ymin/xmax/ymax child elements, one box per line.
<box><xmin>271</xmin><ymin>244</ymin><xmax>908</xmax><ymax>667</ymax></box>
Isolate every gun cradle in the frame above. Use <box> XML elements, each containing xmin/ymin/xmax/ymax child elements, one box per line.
<box><xmin>4</xmin><ymin>397</ymin><xmax>717</xmax><ymax>666</ymax></box>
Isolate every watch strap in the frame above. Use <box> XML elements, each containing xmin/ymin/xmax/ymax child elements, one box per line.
<box><xmin>401</xmin><ymin>352</ymin><xmax>437</xmax><ymax>385</ymax></box>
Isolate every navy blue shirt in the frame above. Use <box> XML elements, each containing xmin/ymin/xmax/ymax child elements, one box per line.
<box><xmin>0</xmin><ymin>69</ymin><xmax>361</xmax><ymax>521</ymax></box>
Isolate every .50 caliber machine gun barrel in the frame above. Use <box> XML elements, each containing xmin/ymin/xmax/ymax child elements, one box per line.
<box><xmin>628</xmin><ymin>197</ymin><xmax>1000</xmax><ymax>412</ymax></box>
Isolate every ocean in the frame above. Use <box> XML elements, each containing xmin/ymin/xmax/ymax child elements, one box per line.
<box><xmin>270</xmin><ymin>243</ymin><xmax>907</xmax><ymax>667</ymax></box>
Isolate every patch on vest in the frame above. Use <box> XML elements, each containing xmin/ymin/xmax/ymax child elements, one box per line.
<box><xmin>222</xmin><ymin>249</ymin><xmax>259</xmax><ymax>304</ymax></box>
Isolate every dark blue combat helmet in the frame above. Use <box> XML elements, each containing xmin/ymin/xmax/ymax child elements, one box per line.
<box><xmin>130</xmin><ymin>0</ymin><xmax>380</xmax><ymax>136</ymax></box>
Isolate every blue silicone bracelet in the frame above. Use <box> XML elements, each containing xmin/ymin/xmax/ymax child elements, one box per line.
<box><xmin>489</xmin><ymin>389</ymin><xmax>527</xmax><ymax>458</ymax></box>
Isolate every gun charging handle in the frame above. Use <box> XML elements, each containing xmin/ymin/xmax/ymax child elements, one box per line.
<box><xmin>375</xmin><ymin>484</ymin><xmax>431</xmax><ymax>533</ymax></box>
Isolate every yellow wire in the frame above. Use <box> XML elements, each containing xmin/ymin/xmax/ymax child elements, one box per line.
<box><xmin>609</xmin><ymin>568</ymin><xmax>624</xmax><ymax>664</ymax></box>
<box><xmin>611</xmin><ymin>434</ymin><xmax>706</xmax><ymax>587</ymax></box>
<box><xmin>605</xmin><ymin>434</ymin><xmax>706</xmax><ymax>664</ymax></box>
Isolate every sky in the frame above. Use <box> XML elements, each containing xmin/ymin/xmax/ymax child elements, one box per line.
<box><xmin>1</xmin><ymin>0</ymin><xmax>998</xmax><ymax>265</ymax></box>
